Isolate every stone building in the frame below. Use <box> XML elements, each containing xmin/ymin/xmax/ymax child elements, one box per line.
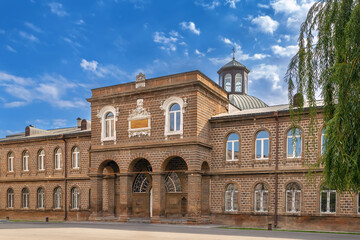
<box><xmin>1</xmin><ymin>58</ymin><xmax>359</xmax><ymax>232</ymax></box>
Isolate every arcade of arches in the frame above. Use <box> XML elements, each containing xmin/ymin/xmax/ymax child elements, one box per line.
<box><xmin>90</xmin><ymin>157</ymin><xmax>210</xmax><ymax>222</ymax></box>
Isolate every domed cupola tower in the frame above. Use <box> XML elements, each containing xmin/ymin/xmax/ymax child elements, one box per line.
<box><xmin>218</xmin><ymin>49</ymin><xmax>268</xmax><ymax>110</ymax></box>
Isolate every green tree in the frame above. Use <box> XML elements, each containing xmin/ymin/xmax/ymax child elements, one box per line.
<box><xmin>286</xmin><ymin>0</ymin><xmax>360</xmax><ymax>192</ymax></box>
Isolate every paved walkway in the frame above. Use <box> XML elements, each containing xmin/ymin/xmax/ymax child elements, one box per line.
<box><xmin>0</xmin><ymin>222</ymin><xmax>359</xmax><ymax>240</ymax></box>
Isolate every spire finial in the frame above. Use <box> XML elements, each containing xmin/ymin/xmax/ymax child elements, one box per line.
<box><xmin>232</xmin><ymin>47</ymin><xmax>235</xmax><ymax>60</ymax></box>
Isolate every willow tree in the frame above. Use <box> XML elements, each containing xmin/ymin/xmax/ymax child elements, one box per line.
<box><xmin>286</xmin><ymin>0</ymin><xmax>360</xmax><ymax>192</ymax></box>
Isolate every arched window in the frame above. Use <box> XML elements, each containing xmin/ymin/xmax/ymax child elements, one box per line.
<box><xmin>235</xmin><ymin>74</ymin><xmax>242</xmax><ymax>92</ymax></box>
<box><xmin>321</xmin><ymin>128</ymin><xmax>326</xmax><ymax>155</ymax></box>
<box><xmin>133</xmin><ymin>173</ymin><xmax>150</xmax><ymax>193</ymax></box>
<box><xmin>225</xmin><ymin>184</ymin><xmax>238</xmax><ymax>211</ymax></box>
<box><xmin>165</xmin><ymin>172</ymin><xmax>182</xmax><ymax>193</ymax></box>
<box><xmin>287</xmin><ymin>128</ymin><xmax>302</xmax><ymax>158</ymax></box>
<box><xmin>320</xmin><ymin>186</ymin><xmax>336</xmax><ymax>213</ymax></box>
<box><xmin>7</xmin><ymin>188</ymin><xmax>14</xmax><ymax>208</ymax></box>
<box><xmin>255</xmin><ymin>131</ymin><xmax>269</xmax><ymax>159</ymax></box>
<box><xmin>105</xmin><ymin>112</ymin><xmax>115</xmax><ymax>138</ymax></box>
<box><xmin>254</xmin><ymin>183</ymin><xmax>268</xmax><ymax>212</ymax></box>
<box><xmin>225</xmin><ymin>74</ymin><xmax>231</xmax><ymax>92</ymax></box>
<box><xmin>169</xmin><ymin>103</ymin><xmax>181</xmax><ymax>132</ymax></box>
<box><xmin>71</xmin><ymin>187</ymin><xmax>80</xmax><ymax>209</ymax></box>
<box><xmin>8</xmin><ymin>152</ymin><xmax>14</xmax><ymax>172</ymax></box>
<box><xmin>54</xmin><ymin>187</ymin><xmax>62</xmax><ymax>209</ymax></box>
<box><xmin>22</xmin><ymin>150</ymin><xmax>29</xmax><ymax>171</ymax></box>
<box><xmin>37</xmin><ymin>188</ymin><xmax>45</xmax><ymax>209</ymax></box>
<box><xmin>286</xmin><ymin>182</ymin><xmax>301</xmax><ymax>213</ymax></box>
<box><xmin>226</xmin><ymin>133</ymin><xmax>239</xmax><ymax>161</ymax></box>
<box><xmin>54</xmin><ymin>148</ymin><xmax>62</xmax><ymax>170</ymax></box>
<box><xmin>22</xmin><ymin>188</ymin><xmax>29</xmax><ymax>208</ymax></box>
<box><xmin>38</xmin><ymin>150</ymin><xmax>45</xmax><ymax>171</ymax></box>
<box><xmin>72</xmin><ymin>147</ymin><xmax>80</xmax><ymax>169</ymax></box>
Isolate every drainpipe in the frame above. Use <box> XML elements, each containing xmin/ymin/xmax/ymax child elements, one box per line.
<box><xmin>61</xmin><ymin>135</ymin><xmax>68</xmax><ymax>221</ymax></box>
<box><xmin>274</xmin><ymin>111</ymin><xmax>279</xmax><ymax>228</ymax></box>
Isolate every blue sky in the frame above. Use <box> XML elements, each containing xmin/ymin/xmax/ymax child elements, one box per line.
<box><xmin>0</xmin><ymin>0</ymin><xmax>315</xmax><ymax>138</ymax></box>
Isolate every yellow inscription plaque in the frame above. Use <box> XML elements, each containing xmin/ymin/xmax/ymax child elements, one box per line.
<box><xmin>131</xmin><ymin>119</ymin><xmax>149</xmax><ymax>129</ymax></box>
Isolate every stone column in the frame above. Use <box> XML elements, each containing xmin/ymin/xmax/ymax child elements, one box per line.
<box><xmin>119</xmin><ymin>173</ymin><xmax>132</xmax><ymax>222</ymax></box>
<box><xmin>201</xmin><ymin>175</ymin><xmax>211</xmax><ymax>216</ymax></box>
<box><xmin>89</xmin><ymin>174</ymin><xmax>103</xmax><ymax>220</ymax></box>
<box><xmin>150</xmin><ymin>172</ymin><xmax>165</xmax><ymax>223</ymax></box>
<box><xmin>187</xmin><ymin>172</ymin><xmax>202</xmax><ymax>223</ymax></box>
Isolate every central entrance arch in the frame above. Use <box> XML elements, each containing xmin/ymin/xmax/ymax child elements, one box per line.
<box><xmin>129</xmin><ymin>158</ymin><xmax>152</xmax><ymax>218</ymax></box>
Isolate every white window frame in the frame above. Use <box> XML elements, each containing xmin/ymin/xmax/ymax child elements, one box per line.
<box><xmin>7</xmin><ymin>189</ymin><xmax>14</xmax><ymax>208</ymax></box>
<box><xmin>97</xmin><ymin>106</ymin><xmax>118</xmax><ymax>144</ymax></box>
<box><xmin>255</xmin><ymin>132</ymin><xmax>269</xmax><ymax>160</ymax></box>
<box><xmin>8</xmin><ymin>153</ymin><xmax>14</xmax><ymax>172</ymax></box>
<box><xmin>54</xmin><ymin>188</ymin><xmax>62</xmax><ymax>209</ymax></box>
<box><xmin>72</xmin><ymin>147</ymin><xmax>80</xmax><ymax>169</ymax></box>
<box><xmin>226</xmin><ymin>134</ymin><xmax>239</xmax><ymax>161</ymax></box>
<box><xmin>286</xmin><ymin>189</ymin><xmax>301</xmax><ymax>213</ymax></box>
<box><xmin>54</xmin><ymin>148</ymin><xmax>62</xmax><ymax>170</ymax></box>
<box><xmin>287</xmin><ymin>129</ymin><xmax>302</xmax><ymax>158</ymax></box>
<box><xmin>22</xmin><ymin>188</ymin><xmax>29</xmax><ymax>208</ymax></box>
<box><xmin>38</xmin><ymin>150</ymin><xmax>45</xmax><ymax>171</ymax></box>
<box><xmin>254</xmin><ymin>185</ymin><xmax>268</xmax><ymax>213</ymax></box>
<box><xmin>161</xmin><ymin>96</ymin><xmax>187</xmax><ymax>138</ymax></box>
<box><xmin>235</xmin><ymin>73</ymin><xmax>242</xmax><ymax>92</ymax></box>
<box><xmin>23</xmin><ymin>151</ymin><xmax>29</xmax><ymax>171</ymax></box>
<box><xmin>71</xmin><ymin>188</ymin><xmax>80</xmax><ymax>210</ymax></box>
<box><xmin>225</xmin><ymin>184</ymin><xmax>238</xmax><ymax>212</ymax></box>
<box><xmin>169</xmin><ymin>104</ymin><xmax>181</xmax><ymax>132</ymax></box>
<box><xmin>37</xmin><ymin>188</ymin><xmax>45</xmax><ymax>209</ymax></box>
<box><xmin>320</xmin><ymin>189</ymin><xmax>336</xmax><ymax>213</ymax></box>
<box><xmin>224</xmin><ymin>74</ymin><xmax>231</xmax><ymax>92</ymax></box>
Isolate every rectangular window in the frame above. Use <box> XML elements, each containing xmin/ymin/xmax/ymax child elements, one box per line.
<box><xmin>233</xmin><ymin>141</ymin><xmax>239</xmax><ymax>160</ymax></box>
<box><xmin>227</xmin><ymin>142</ymin><xmax>232</xmax><ymax>160</ymax></box>
<box><xmin>8</xmin><ymin>157</ymin><xmax>14</xmax><ymax>172</ymax></box>
<box><xmin>176</xmin><ymin>112</ymin><xmax>181</xmax><ymax>131</ymax></box>
<box><xmin>287</xmin><ymin>138</ymin><xmax>294</xmax><ymax>157</ymax></box>
<box><xmin>295</xmin><ymin>137</ymin><xmax>301</xmax><ymax>157</ymax></box>
<box><xmin>170</xmin><ymin>113</ymin><xmax>175</xmax><ymax>131</ymax></box>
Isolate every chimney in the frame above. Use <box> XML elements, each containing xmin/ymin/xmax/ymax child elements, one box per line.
<box><xmin>77</xmin><ymin>117</ymin><xmax>82</xmax><ymax>128</ymax></box>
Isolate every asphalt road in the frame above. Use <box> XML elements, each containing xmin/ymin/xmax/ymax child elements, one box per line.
<box><xmin>0</xmin><ymin>222</ymin><xmax>359</xmax><ymax>240</ymax></box>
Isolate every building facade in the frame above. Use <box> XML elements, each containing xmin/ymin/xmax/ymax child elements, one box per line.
<box><xmin>1</xmin><ymin>60</ymin><xmax>359</xmax><ymax>232</ymax></box>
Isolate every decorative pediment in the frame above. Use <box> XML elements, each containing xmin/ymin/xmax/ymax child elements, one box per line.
<box><xmin>128</xmin><ymin>99</ymin><xmax>151</xmax><ymax>137</ymax></box>
<box><xmin>136</xmin><ymin>72</ymin><xmax>146</xmax><ymax>88</ymax></box>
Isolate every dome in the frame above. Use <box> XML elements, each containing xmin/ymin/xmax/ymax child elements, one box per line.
<box><xmin>229</xmin><ymin>94</ymin><xmax>268</xmax><ymax>110</ymax></box>
<box><xmin>217</xmin><ymin>59</ymin><xmax>250</xmax><ymax>74</ymax></box>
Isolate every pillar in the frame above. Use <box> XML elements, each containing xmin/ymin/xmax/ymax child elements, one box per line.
<box><xmin>187</xmin><ymin>172</ymin><xmax>202</xmax><ymax>222</ymax></box>
<box><xmin>89</xmin><ymin>174</ymin><xmax>103</xmax><ymax>220</ymax></box>
<box><xmin>119</xmin><ymin>173</ymin><xmax>132</xmax><ymax>222</ymax></box>
<box><xmin>150</xmin><ymin>172</ymin><xmax>165</xmax><ymax>223</ymax></box>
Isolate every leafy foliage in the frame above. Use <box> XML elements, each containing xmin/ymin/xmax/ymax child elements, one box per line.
<box><xmin>286</xmin><ymin>0</ymin><xmax>360</xmax><ymax>192</ymax></box>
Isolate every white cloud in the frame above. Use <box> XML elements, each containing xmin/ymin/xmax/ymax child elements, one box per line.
<box><xmin>195</xmin><ymin>49</ymin><xmax>205</xmax><ymax>57</ymax></box>
<box><xmin>271</xmin><ymin>0</ymin><xmax>315</xmax><ymax>28</ymax></box>
<box><xmin>271</xmin><ymin>45</ymin><xmax>298</xmax><ymax>57</ymax></box>
<box><xmin>48</xmin><ymin>2</ymin><xmax>68</xmax><ymax>17</ymax></box>
<box><xmin>53</xmin><ymin>119</ymin><xmax>68</xmax><ymax>128</ymax></box>
<box><xmin>251</xmin><ymin>64</ymin><xmax>282</xmax><ymax>90</ymax></box>
<box><xmin>6</xmin><ymin>45</ymin><xmax>16</xmax><ymax>53</ymax></box>
<box><xmin>0</xmin><ymin>71</ymin><xmax>87</xmax><ymax>109</ymax></box>
<box><xmin>80</xmin><ymin>59</ymin><xmax>98</xmax><ymax>72</ymax></box>
<box><xmin>257</xmin><ymin>3</ymin><xmax>270</xmax><ymax>9</ymax></box>
<box><xmin>19</xmin><ymin>31</ymin><xmax>39</xmax><ymax>42</ymax></box>
<box><xmin>75</xmin><ymin>19</ymin><xmax>85</xmax><ymax>25</ymax></box>
<box><xmin>180</xmin><ymin>21</ymin><xmax>200</xmax><ymax>35</ymax></box>
<box><xmin>225</xmin><ymin>0</ymin><xmax>240</xmax><ymax>8</ymax></box>
<box><xmin>209</xmin><ymin>36</ymin><xmax>269</xmax><ymax>64</ymax></box>
<box><xmin>24</xmin><ymin>22</ymin><xmax>42</xmax><ymax>33</ymax></box>
<box><xmin>194</xmin><ymin>0</ymin><xmax>220</xmax><ymax>10</ymax></box>
<box><xmin>251</xmin><ymin>15</ymin><xmax>279</xmax><ymax>34</ymax></box>
<box><xmin>153</xmin><ymin>31</ymin><xmax>179</xmax><ymax>52</ymax></box>
<box><xmin>80</xmin><ymin>59</ymin><xmax>128</xmax><ymax>80</ymax></box>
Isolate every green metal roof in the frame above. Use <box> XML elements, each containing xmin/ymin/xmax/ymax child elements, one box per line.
<box><xmin>217</xmin><ymin>59</ymin><xmax>250</xmax><ymax>73</ymax></box>
<box><xmin>229</xmin><ymin>94</ymin><xmax>268</xmax><ymax>110</ymax></box>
